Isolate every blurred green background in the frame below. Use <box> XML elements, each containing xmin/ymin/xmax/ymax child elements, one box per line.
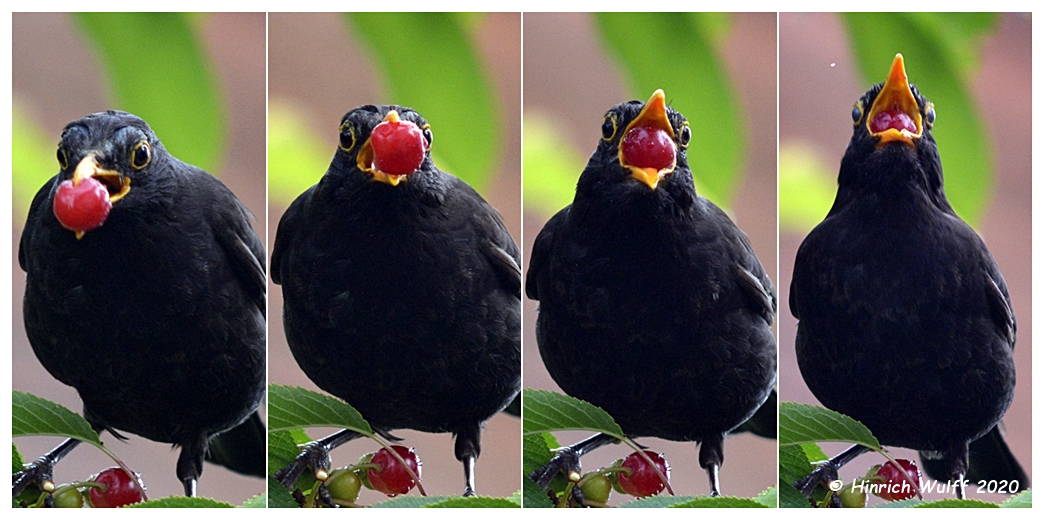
<box><xmin>777</xmin><ymin>13</ymin><xmax>1031</xmax><ymax>505</ymax></box>
<box><xmin>10</xmin><ymin>13</ymin><xmax>267</xmax><ymax>503</ymax></box>
<box><xmin>266</xmin><ymin>13</ymin><xmax>522</xmax><ymax>503</ymax></box>
<box><xmin>522</xmin><ymin>13</ymin><xmax>778</xmax><ymax>503</ymax></box>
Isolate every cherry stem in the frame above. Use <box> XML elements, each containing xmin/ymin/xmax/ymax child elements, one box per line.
<box><xmin>620</xmin><ymin>439</ymin><xmax>674</xmax><ymax>496</ymax></box>
<box><xmin>348</xmin><ymin>463</ymin><xmax>381</xmax><ymax>473</ymax></box>
<box><xmin>877</xmin><ymin>452</ymin><xmax>924</xmax><ymax>500</ymax></box>
<box><xmin>369</xmin><ymin>435</ymin><xmax>426</xmax><ymax>496</ymax></box>
<box><xmin>97</xmin><ymin>444</ymin><xmax>148</xmax><ymax>501</ymax></box>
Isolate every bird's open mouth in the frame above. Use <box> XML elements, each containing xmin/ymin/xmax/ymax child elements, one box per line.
<box><xmin>866</xmin><ymin>54</ymin><xmax>923</xmax><ymax>147</ymax></box>
<box><xmin>356</xmin><ymin>110</ymin><xmax>425</xmax><ymax>187</ymax></box>
<box><xmin>73</xmin><ymin>155</ymin><xmax>131</xmax><ymax>203</ymax></box>
<box><xmin>619</xmin><ymin>89</ymin><xmax>677</xmax><ymax>190</ymax></box>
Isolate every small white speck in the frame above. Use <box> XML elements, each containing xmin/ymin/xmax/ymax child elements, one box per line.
<box><xmin>830</xmin><ymin>62</ymin><xmax>836</xmax><ymax>68</ymax></box>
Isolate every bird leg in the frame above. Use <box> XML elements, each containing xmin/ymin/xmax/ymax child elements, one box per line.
<box><xmin>177</xmin><ymin>434</ymin><xmax>210</xmax><ymax>497</ymax></box>
<box><xmin>945</xmin><ymin>442</ymin><xmax>970</xmax><ymax>499</ymax></box>
<box><xmin>699</xmin><ymin>434</ymin><xmax>725</xmax><ymax>497</ymax></box>
<box><xmin>795</xmin><ymin>444</ymin><xmax>869</xmax><ymax>506</ymax></box>
<box><xmin>529</xmin><ymin>432</ymin><xmax>618</xmax><ymax>490</ymax></box>
<box><xmin>455</xmin><ymin>424</ymin><xmax>482</xmax><ymax>497</ymax></box>
<box><xmin>13</xmin><ymin>437</ymin><xmax>82</xmax><ymax>506</ymax></box>
<box><xmin>274</xmin><ymin>429</ymin><xmax>362</xmax><ymax>489</ymax></box>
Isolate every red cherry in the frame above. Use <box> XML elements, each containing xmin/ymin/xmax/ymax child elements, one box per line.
<box><xmin>53</xmin><ymin>177</ymin><xmax>112</xmax><ymax>234</ymax></box>
<box><xmin>621</xmin><ymin>126</ymin><xmax>675</xmax><ymax>171</ymax></box>
<box><xmin>370</xmin><ymin>119</ymin><xmax>426</xmax><ymax>175</ymax></box>
<box><xmin>88</xmin><ymin>467</ymin><xmax>144</xmax><ymax>508</ymax></box>
<box><xmin>367</xmin><ymin>445</ymin><xmax>421</xmax><ymax>497</ymax></box>
<box><xmin>617</xmin><ymin>450</ymin><xmax>670</xmax><ymax>498</ymax></box>
<box><xmin>873</xmin><ymin>459</ymin><xmax>921</xmax><ymax>501</ymax></box>
<box><xmin>869</xmin><ymin>109</ymin><xmax>917</xmax><ymax>134</ymax></box>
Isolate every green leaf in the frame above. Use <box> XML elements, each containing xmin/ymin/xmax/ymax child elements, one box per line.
<box><xmin>595</xmin><ymin>12</ymin><xmax>743</xmax><ymax>208</ymax></box>
<box><xmin>74</xmin><ymin>13</ymin><xmax>223</xmax><ymax>172</ymax></box>
<box><xmin>346</xmin><ymin>13</ymin><xmax>499</xmax><ymax>193</ymax></box>
<box><xmin>521</xmin><ymin>113</ymin><xmax>586</xmax><ymax>216</ymax></box>
<box><xmin>522</xmin><ymin>432</ymin><xmax>553</xmax><ymax>476</ymax></box>
<box><xmin>238</xmin><ymin>493</ymin><xmax>266</xmax><ymax>508</ymax></box>
<box><xmin>267</xmin><ymin>384</ymin><xmax>372</xmax><ymax>435</ymax></box>
<box><xmin>1001</xmin><ymin>489</ymin><xmax>1031</xmax><ymax>508</ymax></box>
<box><xmin>521</xmin><ymin>389</ymin><xmax>624</xmax><ymax>438</ymax></box>
<box><xmin>616</xmin><ymin>495</ymin><xmax>768</xmax><ymax>508</ymax></box>
<box><xmin>778</xmin><ymin>444</ymin><xmax>812</xmax><ymax>489</ymax></box>
<box><xmin>521</xmin><ymin>434</ymin><xmax>555</xmax><ymax>508</ymax></box>
<box><xmin>753</xmin><ymin>486</ymin><xmax>778</xmax><ymax>508</ymax></box>
<box><xmin>778</xmin><ymin>478</ymin><xmax>811</xmax><ymax>508</ymax></box>
<box><xmin>778</xmin><ymin>142</ymin><xmax>839</xmax><ymax>233</ymax></box>
<box><xmin>842</xmin><ymin>13</ymin><xmax>996</xmax><ymax>227</ymax></box>
<box><xmin>267</xmin><ymin>100</ymin><xmax>334</xmax><ymax>206</ymax></box>
<box><xmin>508</xmin><ymin>489</ymin><xmax>522</xmax><ymax>506</ymax></box>
<box><xmin>267</xmin><ymin>429</ymin><xmax>301</xmax><ymax>478</ymax></box>
<box><xmin>779</xmin><ymin>402</ymin><xmax>880</xmax><ymax>451</ymax></box>
<box><xmin>800</xmin><ymin>442</ymin><xmax>828</xmax><ymax>464</ymax></box>
<box><xmin>427</xmin><ymin>496</ymin><xmax>520</xmax><ymax>508</ymax></box>
<box><xmin>12</xmin><ymin>391</ymin><xmax>101</xmax><ymax>446</ymax></box>
<box><xmin>913</xmin><ymin>498</ymin><xmax>999</xmax><ymax>508</ymax></box>
<box><xmin>125</xmin><ymin>496</ymin><xmax>233</xmax><ymax>508</ymax></box>
<box><xmin>366</xmin><ymin>495</ymin><xmax>455</xmax><ymax>508</ymax></box>
<box><xmin>872</xmin><ymin>497</ymin><xmax>925</xmax><ymax>508</ymax></box>
<box><xmin>12</xmin><ymin>443</ymin><xmax>23</xmax><ymax>473</ymax></box>
<box><xmin>266</xmin><ymin>477</ymin><xmax>299</xmax><ymax>508</ymax></box>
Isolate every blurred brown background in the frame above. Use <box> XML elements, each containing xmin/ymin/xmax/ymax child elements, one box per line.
<box><xmin>267</xmin><ymin>12</ymin><xmax>522</xmax><ymax>502</ymax></box>
<box><xmin>10</xmin><ymin>13</ymin><xmax>267</xmax><ymax>503</ymax></box>
<box><xmin>778</xmin><ymin>13</ymin><xmax>1031</xmax><ymax>503</ymax></box>
<box><xmin>523</xmin><ymin>13</ymin><xmax>778</xmax><ymax>502</ymax></box>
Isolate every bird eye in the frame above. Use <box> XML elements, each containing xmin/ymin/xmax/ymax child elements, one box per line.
<box><xmin>422</xmin><ymin>124</ymin><xmax>433</xmax><ymax>149</ymax></box>
<box><xmin>924</xmin><ymin>104</ymin><xmax>936</xmax><ymax>128</ymax></box>
<box><xmin>678</xmin><ymin>122</ymin><xmax>692</xmax><ymax>149</ymax></box>
<box><xmin>57</xmin><ymin>146</ymin><xmax>69</xmax><ymax>170</ymax></box>
<box><xmin>131</xmin><ymin>141</ymin><xmax>151</xmax><ymax>170</ymax></box>
<box><xmin>601</xmin><ymin>115</ymin><xmax>618</xmax><ymax>141</ymax></box>
<box><xmin>851</xmin><ymin>103</ymin><xmax>863</xmax><ymax>124</ymax></box>
<box><xmin>339</xmin><ymin>123</ymin><xmax>357</xmax><ymax>153</ymax></box>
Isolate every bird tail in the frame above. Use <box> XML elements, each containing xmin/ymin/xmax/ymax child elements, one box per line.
<box><xmin>206</xmin><ymin>411</ymin><xmax>267</xmax><ymax>478</ymax></box>
<box><xmin>919</xmin><ymin>424</ymin><xmax>1029</xmax><ymax>492</ymax></box>
<box><xmin>731</xmin><ymin>388</ymin><xmax>777</xmax><ymax>439</ymax></box>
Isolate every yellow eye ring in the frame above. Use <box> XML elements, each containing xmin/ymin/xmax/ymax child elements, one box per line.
<box><xmin>57</xmin><ymin>146</ymin><xmax>69</xmax><ymax>170</ymax></box>
<box><xmin>601</xmin><ymin>114</ymin><xmax>618</xmax><ymax>141</ymax></box>
<box><xmin>678</xmin><ymin>121</ymin><xmax>692</xmax><ymax>149</ymax></box>
<box><xmin>339</xmin><ymin>123</ymin><xmax>357</xmax><ymax>153</ymax></box>
<box><xmin>131</xmin><ymin>141</ymin><xmax>151</xmax><ymax>170</ymax></box>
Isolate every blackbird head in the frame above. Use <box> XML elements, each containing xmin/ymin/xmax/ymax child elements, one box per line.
<box><xmin>839</xmin><ymin>54</ymin><xmax>946</xmax><ymax>204</ymax></box>
<box><xmin>53</xmin><ymin>110</ymin><xmax>168</xmax><ymax>237</ymax></box>
<box><xmin>577</xmin><ymin>90</ymin><xmax>694</xmax><ymax>202</ymax></box>
<box><xmin>331</xmin><ymin>104</ymin><xmax>434</xmax><ymax>187</ymax></box>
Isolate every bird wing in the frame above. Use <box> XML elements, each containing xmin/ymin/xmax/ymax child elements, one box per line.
<box><xmin>453</xmin><ymin>178</ymin><xmax>521</xmax><ymax>298</ymax></box>
<box><xmin>986</xmin><ymin>273</ymin><xmax>1016</xmax><ymax>350</ymax></box>
<box><xmin>18</xmin><ymin>175</ymin><xmax>59</xmax><ymax>272</ymax></box>
<box><xmin>736</xmin><ymin>264</ymin><xmax>776</xmax><ymax>326</ymax></box>
<box><xmin>525</xmin><ymin>205</ymin><xmax>571</xmax><ymax>301</ymax></box>
<box><xmin>205</xmin><ymin>175</ymin><xmax>267</xmax><ymax>316</ymax></box>
<box><xmin>270</xmin><ymin>185</ymin><xmax>315</xmax><ymax>286</ymax></box>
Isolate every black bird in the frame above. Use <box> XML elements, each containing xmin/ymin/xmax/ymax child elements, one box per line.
<box><xmin>790</xmin><ymin>54</ymin><xmax>1024</xmax><ymax>501</ymax></box>
<box><xmin>526</xmin><ymin>90</ymin><xmax>776</xmax><ymax>498</ymax></box>
<box><xmin>15</xmin><ymin>111</ymin><xmax>267</xmax><ymax>501</ymax></box>
<box><xmin>271</xmin><ymin>105</ymin><xmax>521</xmax><ymax>498</ymax></box>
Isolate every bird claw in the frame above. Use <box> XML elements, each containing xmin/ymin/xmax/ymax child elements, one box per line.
<box><xmin>794</xmin><ymin>461</ymin><xmax>844</xmax><ymax>507</ymax></box>
<box><xmin>275</xmin><ymin>440</ymin><xmax>332</xmax><ymax>489</ymax></box>
<box><xmin>529</xmin><ymin>446</ymin><xmax>582</xmax><ymax>489</ymax></box>
<box><xmin>13</xmin><ymin>456</ymin><xmax>56</xmax><ymax>506</ymax></box>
